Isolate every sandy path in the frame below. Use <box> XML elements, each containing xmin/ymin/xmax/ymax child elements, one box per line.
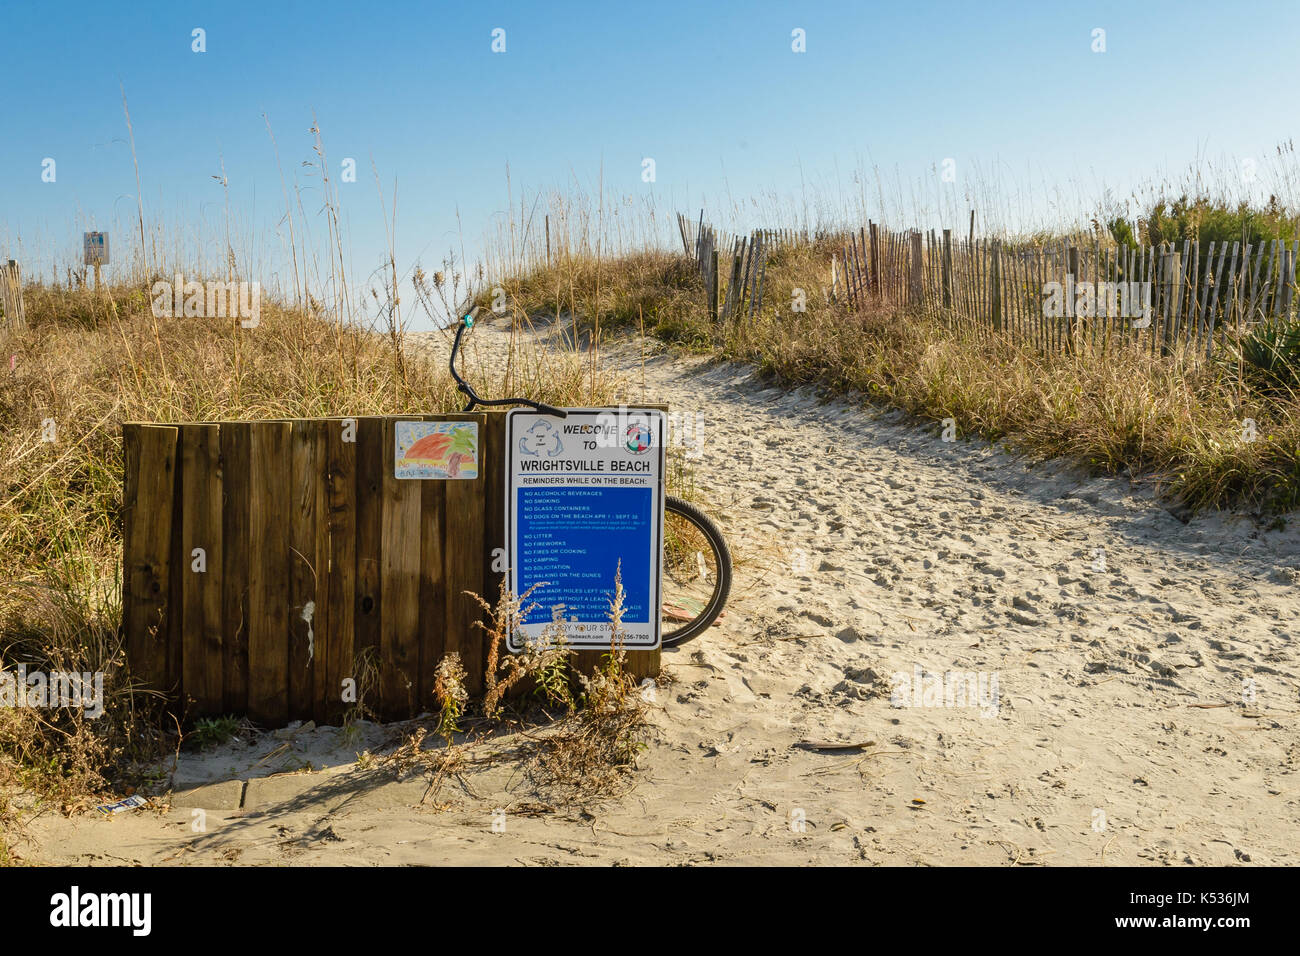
<box><xmin>21</xmin><ymin>319</ymin><xmax>1300</xmax><ymax>865</ymax></box>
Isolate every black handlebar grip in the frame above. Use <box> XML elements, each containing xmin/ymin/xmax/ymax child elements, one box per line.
<box><xmin>533</xmin><ymin>403</ymin><xmax>568</xmax><ymax>418</ymax></box>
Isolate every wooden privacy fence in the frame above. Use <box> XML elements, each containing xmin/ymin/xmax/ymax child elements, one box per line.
<box><xmin>122</xmin><ymin>413</ymin><xmax>659</xmax><ymax>726</ymax></box>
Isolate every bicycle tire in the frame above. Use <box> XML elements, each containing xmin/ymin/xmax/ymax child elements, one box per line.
<box><xmin>661</xmin><ymin>495</ymin><xmax>732</xmax><ymax>646</ymax></box>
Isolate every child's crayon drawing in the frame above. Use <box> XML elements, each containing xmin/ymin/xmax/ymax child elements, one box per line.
<box><xmin>394</xmin><ymin>421</ymin><xmax>479</xmax><ymax>479</ymax></box>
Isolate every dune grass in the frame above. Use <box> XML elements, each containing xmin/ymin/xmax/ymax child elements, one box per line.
<box><xmin>493</xmin><ymin>235</ymin><xmax>1300</xmax><ymax>515</ymax></box>
<box><xmin>0</xmin><ymin>282</ymin><xmax>615</xmax><ymax>828</ymax></box>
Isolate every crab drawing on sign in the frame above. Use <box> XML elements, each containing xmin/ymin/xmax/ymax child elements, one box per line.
<box><xmin>395</xmin><ymin>421</ymin><xmax>479</xmax><ymax>479</ymax></box>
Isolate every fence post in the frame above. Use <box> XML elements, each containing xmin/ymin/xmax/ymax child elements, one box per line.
<box><xmin>1205</xmin><ymin>243</ymin><xmax>1231</xmax><ymax>364</ymax></box>
<box><xmin>1066</xmin><ymin>246</ymin><xmax>1079</xmax><ymax>352</ymax></box>
<box><xmin>709</xmin><ymin>250</ymin><xmax>720</xmax><ymax>321</ymax></box>
<box><xmin>1158</xmin><ymin>246</ymin><xmax>1175</xmax><ymax>358</ymax></box>
<box><xmin>990</xmin><ymin>240</ymin><xmax>1003</xmax><ymax>333</ymax></box>
<box><xmin>722</xmin><ymin>244</ymin><xmax>738</xmax><ymax>320</ymax></box>
<box><xmin>941</xmin><ymin>229</ymin><xmax>953</xmax><ymax>313</ymax></box>
<box><xmin>1283</xmin><ymin>244</ymin><xmax>1296</xmax><ymax>319</ymax></box>
<box><xmin>1168</xmin><ymin>250</ymin><xmax>1183</xmax><ymax>356</ymax></box>
<box><xmin>909</xmin><ymin>231</ymin><xmax>923</xmax><ymax>307</ymax></box>
<box><xmin>869</xmin><ymin>222</ymin><xmax>880</xmax><ymax>295</ymax></box>
<box><xmin>856</xmin><ymin>227</ymin><xmax>867</xmax><ymax>302</ymax></box>
<box><xmin>123</xmin><ymin>425</ymin><xmax>180</xmax><ymax>699</ymax></box>
<box><xmin>1</xmin><ymin>260</ymin><xmax>26</xmax><ymax>329</ymax></box>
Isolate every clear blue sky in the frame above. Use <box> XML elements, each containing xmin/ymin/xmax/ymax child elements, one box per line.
<box><xmin>3</xmin><ymin>0</ymin><xmax>1298</xmax><ymax>328</ymax></box>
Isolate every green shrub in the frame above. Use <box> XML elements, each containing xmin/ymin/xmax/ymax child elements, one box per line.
<box><xmin>1232</xmin><ymin>315</ymin><xmax>1300</xmax><ymax>392</ymax></box>
<box><xmin>188</xmin><ymin>716</ymin><xmax>242</xmax><ymax>750</ymax></box>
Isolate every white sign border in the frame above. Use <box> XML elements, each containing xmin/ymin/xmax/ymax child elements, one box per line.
<box><xmin>505</xmin><ymin>407</ymin><xmax>665</xmax><ymax>653</ymax></box>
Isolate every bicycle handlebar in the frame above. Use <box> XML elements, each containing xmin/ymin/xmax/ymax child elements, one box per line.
<box><xmin>449</xmin><ymin>312</ymin><xmax>568</xmax><ymax>419</ymax></box>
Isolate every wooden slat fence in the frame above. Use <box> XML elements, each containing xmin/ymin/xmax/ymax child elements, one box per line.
<box><xmin>681</xmin><ymin>213</ymin><xmax>1300</xmax><ymax>360</ymax></box>
<box><xmin>678</xmin><ymin>212</ymin><xmax>797</xmax><ymax>320</ymax></box>
<box><xmin>1</xmin><ymin>260</ymin><xmax>25</xmax><ymax>329</ymax></box>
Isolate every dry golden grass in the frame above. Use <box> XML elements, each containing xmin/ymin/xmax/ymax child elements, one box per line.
<box><xmin>500</xmin><ymin>238</ymin><xmax>1300</xmax><ymax>514</ymax></box>
<box><xmin>375</xmin><ymin>574</ymin><xmax>648</xmax><ymax>813</ymax></box>
<box><xmin>732</xmin><ymin>305</ymin><xmax>1300</xmax><ymax>511</ymax></box>
<box><xmin>484</xmin><ymin>249</ymin><xmax>711</xmax><ymax>349</ymax></box>
<box><xmin>519</xmin><ymin>567</ymin><xmax>649</xmax><ymax>805</ymax></box>
<box><xmin>0</xmin><ymin>280</ymin><xmax>616</xmax><ymax>822</ymax></box>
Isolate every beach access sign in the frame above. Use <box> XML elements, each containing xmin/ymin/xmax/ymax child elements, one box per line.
<box><xmin>83</xmin><ymin>232</ymin><xmax>108</xmax><ymax>265</ymax></box>
<box><xmin>506</xmin><ymin>407</ymin><xmax>665</xmax><ymax>652</ymax></box>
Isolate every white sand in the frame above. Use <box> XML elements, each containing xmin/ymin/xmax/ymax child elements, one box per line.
<box><xmin>19</xmin><ymin>317</ymin><xmax>1299</xmax><ymax>865</ymax></box>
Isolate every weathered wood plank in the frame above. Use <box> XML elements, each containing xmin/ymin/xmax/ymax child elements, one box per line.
<box><xmin>417</xmin><ymin>445</ymin><xmax>448</xmax><ymax>711</ymax></box>
<box><xmin>247</xmin><ymin>421</ymin><xmax>291</xmax><ymax>726</ymax></box>
<box><xmin>323</xmin><ymin>417</ymin><xmax>357</xmax><ymax>724</ymax></box>
<box><xmin>220</xmin><ymin>423</ymin><xmax>251</xmax><ymax>713</ymax></box>
<box><xmin>481</xmin><ymin>412</ymin><xmax>508</xmax><ymax>607</ymax></box>
<box><xmin>123</xmin><ymin>424</ymin><xmax>179</xmax><ymax>696</ymax></box>
<box><xmin>380</xmin><ymin>416</ymin><xmax>423</xmax><ymax>718</ymax></box>
<box><xmin>179</xmin><ymin>424</ymin><xmax>223</xmax><ymax>715</ymax></box>
<box><xmin>289</xmin><ymin>420</ymin><xmax>326</xmax><ymax>722</ymax></box>
<box><xmin>352</xmin><ymin>416</ymin><xmax>385</xmax><ymax>715</ymax></box>
<box><xmin>1</xmin><ymin>260</ymin><xmax>26</xmax><ymax>329</ymax></box>
<box><xmin>443</xmin><ymin>413</ymin><xmax>487</xmax><ymax>696</ymax></box>
<box><xmin>1205</xmin><ymin>241</ymin><xmax>1231</xmax><ymax>358</ymax></box>
<box><xmin>1225</xmin><ymin>242</ymin><xmax>1242</xmax><ymax>345</ymax></box>
<box><xmin>166</xmin><ymin>428</ymin><xmax>186</xmax><ymax>710</ymax></box>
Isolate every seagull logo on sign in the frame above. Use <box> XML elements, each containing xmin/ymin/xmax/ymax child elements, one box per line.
<box><xmin>519</xmin><ymin>420</ymin><xmax>563</xmax><ymax>457</ymax></box>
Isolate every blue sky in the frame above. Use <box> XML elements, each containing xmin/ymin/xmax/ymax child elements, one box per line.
<box><xmin>2</xmin><ymin>0</ymin><xmax>1298</xmax><ymax>328</ymax></box>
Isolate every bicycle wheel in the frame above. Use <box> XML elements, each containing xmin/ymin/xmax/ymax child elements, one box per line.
<box><xmin>660</xmin><ymin>495</ymin><xmax>732</xmax><ymax>646</ymax></box>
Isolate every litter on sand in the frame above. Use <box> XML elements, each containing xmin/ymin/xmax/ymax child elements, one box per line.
<box><xmin>96</xmin><ymin>795</ymin><xmax>150</xmax><ymax>815</ymax></box>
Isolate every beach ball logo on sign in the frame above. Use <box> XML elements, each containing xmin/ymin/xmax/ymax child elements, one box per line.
<box><xmin>626</xmin><ymin>422</ymin><xmax>652</xmax><ymax>454</ymax></box>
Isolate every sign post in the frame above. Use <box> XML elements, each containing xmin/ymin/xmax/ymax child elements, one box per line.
<box><xmin>506</xmin><ymin>407</ymin><xmax>665</xmax><ymax>652</ymax></box>
<box><xmin>83</xmin><ymin>232</ymin><xmax>109</xmax><ymax>290</ymax></box>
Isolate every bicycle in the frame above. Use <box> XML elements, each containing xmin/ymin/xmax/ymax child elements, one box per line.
<box><xmin>450</xmin><ymin>308</ymin><xmax>731</xmax><ymax>646</ymax></box>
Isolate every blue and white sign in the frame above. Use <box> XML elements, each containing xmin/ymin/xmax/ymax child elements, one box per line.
<box><xmin>83</xmin><ymin>232</ymin><xmax>108</xmax><ymax>266</ymax></box>
<box><xmin>506</xmin><ymin>407</ymin><xmax>665</xmax><ymax>651</ymax></box>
